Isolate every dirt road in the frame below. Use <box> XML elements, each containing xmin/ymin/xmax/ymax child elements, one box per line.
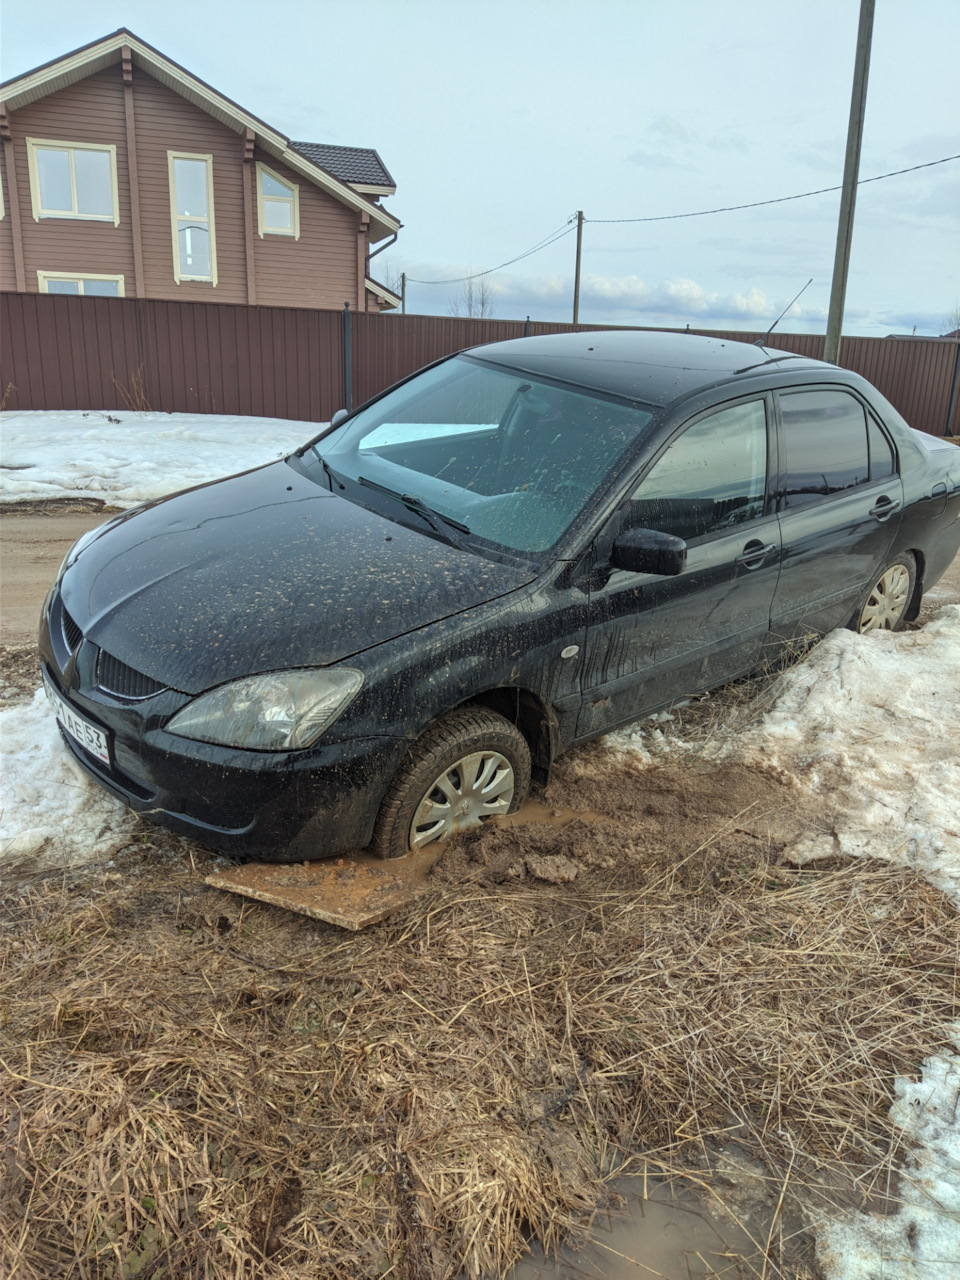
<box><xmin>1</xmin><ymin>509</ymin><xmax>109</xmax><ymax>645</ymax></box>
<box><xmin>3</xmin><ymin>507</ymin><xmax>959</xmax><ymax>648</ymax></box>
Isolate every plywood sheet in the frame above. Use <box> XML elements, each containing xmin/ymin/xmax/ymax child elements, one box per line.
<box><xmin>205</xmin><ymin>857</ymin><xmax>425</xmax><ymax>930</ymax></box>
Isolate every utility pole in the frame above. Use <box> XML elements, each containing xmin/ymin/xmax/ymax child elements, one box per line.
<box><xmin>572</xmin><ymin>211</ymin><xmax>584</xmax><ymax>325</ymax></box>
<box><xmin>824</xmin><ymin>0</ymin><xmax>875</xmax><ymax>365</ymax></box>
<box><xmin>401</xmin><ymin>272</ymin><xmax>406</xmax><ymax>316</ymax></box>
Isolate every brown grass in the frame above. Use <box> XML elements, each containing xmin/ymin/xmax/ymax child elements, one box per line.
<box><xmin>2</xmin><ymin>741</ymin><xmax>957</xmax><ymax>1279</ymax></box>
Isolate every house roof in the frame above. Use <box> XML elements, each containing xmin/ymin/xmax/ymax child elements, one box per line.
<box><xmin>289</xmin><ymin>142</ymin><xmax>395</xmax><ymax>195</ymax></box>
<box><xmin>0</xmin><ymin>28</ymin><xmax>400</xmax><ymax>242</ymax></box>
<box><xmin>365</xmin><ymin>276</ymin><xmax>401</xmax><ymax>309</ymax></box>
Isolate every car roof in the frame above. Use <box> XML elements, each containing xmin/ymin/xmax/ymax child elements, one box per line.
<box><xmin>465</xmin><ymin>329</ymin><xmax>829</xmax><ymax>407</ymax></box>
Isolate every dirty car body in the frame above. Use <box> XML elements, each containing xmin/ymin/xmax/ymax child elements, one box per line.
<box><xmin>40</xmin><ymin>332</ymin><xmax>960</xmax><ymax>861</ymax></box>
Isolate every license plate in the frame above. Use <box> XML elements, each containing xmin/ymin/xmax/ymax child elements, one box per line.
<box><xmin>44</xmin><ymin>676</ymin><xmax>111</xmax><ymax>765</ymax></box>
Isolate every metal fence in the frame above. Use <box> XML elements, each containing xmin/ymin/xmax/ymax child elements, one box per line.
<box><xmin>3</xmin><ymin>292</ymin><xmax>958</xmax><ymax>436</ymax></box>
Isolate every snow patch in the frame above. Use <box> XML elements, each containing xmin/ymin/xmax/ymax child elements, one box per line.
<box><xmin>739</xmin><ymin>605</ymin><xmax>960</xmax><ymax>905</ymax></box>
<box><xmin>0</xmin><ymin>689</ymin><xmax>136</xmax><ymax>870</ymax></box>
<box><xmin>0</xmin><ymin>410</ymin><xmax>321</xmax><ymax>507</ymax></box>
<box><xmin>816</xmin><ymin>1029</ymin><xmax>960</xmax><ymax>1280</ymax></box>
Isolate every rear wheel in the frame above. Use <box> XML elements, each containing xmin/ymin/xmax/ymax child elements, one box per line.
<box><xmin>850</xmin><ymin>553</ymin><xmax>915</xmax><ymax>633</ymax></box>
<box><xmin>369</xmin><ymin>707</ymin><xmax>531</xmax><ymax>859</ymax></box>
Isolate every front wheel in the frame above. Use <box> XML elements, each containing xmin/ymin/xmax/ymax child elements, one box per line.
<box><xmin>849</xmin><ymin>553</ymin><xmax>916</xmax><ymax>633</ymax></box>
<box><xmin>369</xmin><ymin>707</ymin><xmax>531</xmax><ymax>859</ymax></box>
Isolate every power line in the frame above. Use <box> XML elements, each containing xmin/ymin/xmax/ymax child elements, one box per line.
<box><xmin>400</xmin><ymin>152</ymin><xmax>958</xmax><ymax>289</ymax></box>
<box><xmin>588</xmin><ymin>153</ymin><xmax>960</xmax><ymax>224</ymax></box>
<box><xmin>405</xmin><ymin>218</ymin><xmax>577</xmax><ymax>285</ymax></box>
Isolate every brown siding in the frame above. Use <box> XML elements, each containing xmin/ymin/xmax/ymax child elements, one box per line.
<box><xmin>131</xmin><ymin>68</ymin><xmax>246</xmax><ymax>304</ymax></box>
<box><xmin>250</xmin><ymin>148</ymin><xmax>361</xmax><ymax>309</ymax></box>
<box><xmin>5</xmin><ymin>67</ymin><xmax>136</xmax><ymax>291</ymax></box>
<box><xmin>2</xmin><ymin>64</ymin><xmax>383</xmax><ymax>309</ymax></box>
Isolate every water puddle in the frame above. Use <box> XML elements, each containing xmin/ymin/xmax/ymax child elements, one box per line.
<box><xmin>511</xmin><ymin>1179</ymin><xmax>772</xmax><ymax>1279</ymax></box>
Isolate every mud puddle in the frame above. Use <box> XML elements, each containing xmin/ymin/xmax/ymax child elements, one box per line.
<box><xmin>512</xmin><ymin>1177</ymin><xmax>790</xmax><ymax>1279</ymax></box>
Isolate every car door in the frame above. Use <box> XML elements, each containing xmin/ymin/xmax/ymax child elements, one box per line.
<box><xmin>770</xmin><ymin>386</ymin><xmax>903</xmax><ymax>641</ymax></box>
<box><xmin>577</xmin><ymin>395</ymin><xmax>782</xmax><ymax>739</ymax></box>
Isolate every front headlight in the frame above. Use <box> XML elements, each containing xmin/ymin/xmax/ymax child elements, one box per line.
<box><xmin>166</xmin><ymin>668</ymin><xmax>363</xmax><ymax>751</ymax></box>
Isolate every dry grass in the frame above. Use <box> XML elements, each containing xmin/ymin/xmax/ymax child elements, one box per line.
<box><xmin>2</xmin><ymin>750</ymin><xmax>957</xmax><ymax>1280</ymax></box>
<box><xmin>108</xmin><ymin>367</ymin><xmax>152</xmax><ymax>414</ymax></box>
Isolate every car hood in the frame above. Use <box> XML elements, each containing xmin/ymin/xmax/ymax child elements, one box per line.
<box><xmin>61</xmin><ymin>461</ymin><xmax>536</xmax><ymax>694</ymax></box>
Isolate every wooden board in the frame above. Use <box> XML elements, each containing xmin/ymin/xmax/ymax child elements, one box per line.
<box><xmin>205</xmin><ymin>857</ymin><xmax>426</xmax><ymax>930</ymax></box>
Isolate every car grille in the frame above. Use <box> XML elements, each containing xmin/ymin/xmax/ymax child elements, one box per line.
<box><xmin>61</xmin><ymin>606</ymin><xmax>83</xmax><ymax>652</ymax></box>
<box><xmin>97</xmin><ymin>649</ymin><xmax>167</xmax><ymax>700</ymax></box>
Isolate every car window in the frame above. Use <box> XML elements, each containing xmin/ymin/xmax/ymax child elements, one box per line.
<box><xmin>321</xmin><ymin>356</ymin><xmax>653</xmax><ymax>555</ymax></box>
<box><xmin>623</xmin><ymin>399</ymin><xmax>768</xmax><ymax>543</ymax></box>
<box><xmin>868</xmin><ymin>416</ymin><xmax>896</xmax><ymax>481</ymax></box>
<box><xmin>779</xmin><ymin>388</ymin><xmax>870</xmax><ymax>508</ymax></box>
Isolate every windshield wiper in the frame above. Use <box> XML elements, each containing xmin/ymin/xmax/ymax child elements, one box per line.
<box><xmin>357</xmin><ymin>475</ymin><xmax>471</xmax><ymax>541</ymax></box>
<box><xmin>315</xmin><ymin>452</ymin><xmax>345</xmax><ymax>490</ymax></box>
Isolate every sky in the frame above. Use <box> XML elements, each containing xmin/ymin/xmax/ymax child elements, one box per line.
<box><xmin>2</xmin><ymin>0</ymin><xmax>958</xmax><ymax>336</ymax></box>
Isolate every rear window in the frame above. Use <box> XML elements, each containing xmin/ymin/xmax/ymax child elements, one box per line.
<box><xmin>779</xmin><ymin>388</ymin><xmax>869</xmax><ymax>507</ymax></box>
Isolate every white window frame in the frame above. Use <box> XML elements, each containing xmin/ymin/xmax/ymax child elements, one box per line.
<box><xmin>168</xmin><ymin>151</ymin><xmax>218</xmax><ymax>285</ymax></box>
<box><xmin>26</xmin><ymin>138</ymin><xmax>120</xmax><ymax>225</ymax></box>
<box><xmin>255</xmin><ymin>161</ymin><xmax>300</xmax><ymax>239</ymax></box>
<box><xmin>37</xmin><ymin>271</ymin><xmax>126</xmax><ymax>297</ymax></box>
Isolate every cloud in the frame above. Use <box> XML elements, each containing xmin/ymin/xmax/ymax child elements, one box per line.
<box><xmin>706</xmin><ymin>132</ymin><xmax>750</xmax><ymax>155</ymax></box>
<box><xmin>878</xmin><ymin>309</ymin><xmax>960</xmax><ymax>337</ymax></box>
<box><xmin>646</xmin><ymin>116</ymin><xmax>692</xmax><ymax>144</ymax></box>
<box><xmin>625</xmin><ymin>149</ymin><xmax>695</xmax><ymax>170</ymax></box>
<box><xmin>785</xmin><ymin>143</ymin><xmax>844</xmax><ymax>174</ymax></box>
<box><xmin>491</xmin><ymin>270</ymin><xmax>828</xmax><ymax>326</ymax></box>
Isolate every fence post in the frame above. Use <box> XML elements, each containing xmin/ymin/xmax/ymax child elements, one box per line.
<box><xmin>342</xmin><ymin>301</ymin><xmax>352</xmax><ymax>411</ymax></box>
<box><xmin>945</xmin><ymin>339</ymin><xmax>960</xmax><ymax>438</ymax></box>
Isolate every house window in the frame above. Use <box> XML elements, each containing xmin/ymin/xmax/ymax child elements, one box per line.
<box><xmin>256</xmin><ymin>162</ymin><xmax>299</xmax><ymax>238</ymax></box>
<box><xmin>168</xmin><ymin>152</ymin><xmax>217</xmax><ymax>284</ymax></box>
<box><xmin>26</xmin><ymin>139</ymin><xmax>119</xmax><ymax>224</ymax></box>
<box><xmin>38</xmin><ymin>271</ymin><xmax>125</xmax><ymax>297</ymax></box>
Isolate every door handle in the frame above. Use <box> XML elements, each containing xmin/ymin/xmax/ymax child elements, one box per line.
<box><xmin>869</xmin><ymin>496</ymin><xmax>900</xmax><ymax>521</ymax></box>
<box><xmin>735</xmin><ymin>540</ymin><xmax>776</xmax><ymax>569</ymax></box>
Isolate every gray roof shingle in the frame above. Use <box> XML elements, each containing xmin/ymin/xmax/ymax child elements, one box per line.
<box><xmin>289</xmin><ymin>142</ymin><xmax>395</xmax><ymax>189</ymax></box>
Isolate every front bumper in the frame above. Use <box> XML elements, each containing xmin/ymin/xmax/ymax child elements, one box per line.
<box><xmin>40</xmin><ymin>592</ymin><xmax>407</xmax><ymax>861</ymax></box>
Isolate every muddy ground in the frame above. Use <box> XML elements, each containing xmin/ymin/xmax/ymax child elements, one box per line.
<box><xmin>2</xmin><ymin>510</ymin><xmax>959</xmax><ymax>1279</ymax></box>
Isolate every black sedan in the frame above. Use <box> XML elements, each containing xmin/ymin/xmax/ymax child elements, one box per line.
<box><xmin>40</xmin><ymin>331</ymin><xmax>960</xmax><ymax>860</ymax></box>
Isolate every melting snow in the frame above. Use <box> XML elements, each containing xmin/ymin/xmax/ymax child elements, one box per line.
<box><xmin>816</xmin><ymin>1029</ymin><xmax>960</xmax><ymax>1280</ymax></box>
<box><xmin>0</xmin><ymin>689</ymin><xmax>135</xmax><ymax>868</ymax></box>
<box><xmin>0</xmin><ymin>409</ymin><xmax>321</xmax><ymax>507</ymax></box>
<box><xmin>740</xmin><ymin>605</ymin><xmax>960</xmax><ymax>905</ymax></box>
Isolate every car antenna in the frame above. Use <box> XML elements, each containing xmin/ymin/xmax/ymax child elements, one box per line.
<box><xmin>755</xmin><ymin>278</ymin><xmax>813</xmax><ymax>348</ymax></box>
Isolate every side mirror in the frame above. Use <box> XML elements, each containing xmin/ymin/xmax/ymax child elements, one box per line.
<box><xmin>611</xmin><ymin>527</ymin><xmax>687</xmax><ymax>576</ymax></box>
<box><xmin>331</xmin><ymin>408</ymin><xmax>350</xmax><ymax>427</ymax></box>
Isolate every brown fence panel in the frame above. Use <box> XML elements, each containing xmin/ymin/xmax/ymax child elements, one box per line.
<box><xmin>838</xmin><ymin>336</ymin><xmax>959</xmax><ymax>438</ymax></box>
<box><xmin>0</xmin><ymin>293</ymin><xmax>345</xmax><ymax>422</ymax></box>
<box><xmin>3</xmin><ymin>292</ymin><xmax>957</xmax><ymax>435</ymax></box>
<box><xmin>350</xmin><ymin>313</ymin><xmax>530</xmax><ymax>408</ymax></box>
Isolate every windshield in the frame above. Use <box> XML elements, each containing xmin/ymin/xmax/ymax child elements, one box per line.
<box><xmin>317</xmin><ymin>355</ymin><xmax>654</xmax><ymax>555</ymax></box>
